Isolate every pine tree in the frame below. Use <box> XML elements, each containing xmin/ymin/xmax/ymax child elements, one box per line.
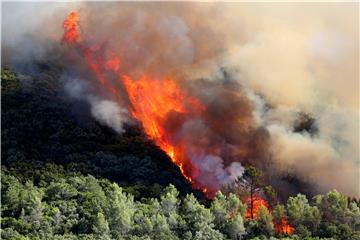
<box><xmin>93</xmin><ymin>212</ymin><xmax>110</xmax><ymax>240</ymax></box>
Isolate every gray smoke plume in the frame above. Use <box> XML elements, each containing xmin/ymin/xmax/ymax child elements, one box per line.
<box><xmin>63</xmin><ymin>77</ymin><xmax>129</xmax><ymax>134</ymax></box>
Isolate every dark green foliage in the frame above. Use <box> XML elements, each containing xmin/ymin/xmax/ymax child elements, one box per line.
<box><xmin>314</xmin><ymin>190</ymin><xmax>360</xmax><ymax>239</ymax></box>
<box><xmin>1</xmin><ymin>67</ymin><xmax>21</xmax><ymax>92</ymax></box>
<box><xmin>1</xmin><ymin>171</ymin><xmax>232</xmax><ymax>240</ymax></box>
<box><xmin>2</xmin><ymin>162</ymin><xmax>360</xmax><ymax>240</ymax></box>
<box><xmin>1</xmin><ymin>67</ymin><xmax>202</xmax><ymax>200</ymax></box>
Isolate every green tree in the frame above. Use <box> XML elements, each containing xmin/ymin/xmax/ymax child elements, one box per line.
<box><xmin>315</xmin><ymin>190</ymin><xmax>360</xmax><ymax>239</ymax></box>
<box><xmin>348</xmin><ymin>201</ymin><xmax>360</xmax><ymax>231</ymax></box>
<box><xmin>159</xmin><ymin>184</ymin><xmax>181</xmax><ymax>232</ymax></box>
<box><xmin>92</xmin><ymin>212</ymin><xmax>110</xmax><ymax>240</ymax></box>
<box><xmin>286</xmin><ymin>194</ymin><xmax>320</xmax><ymax>236</ymax></box>
<box><xmin>132</xmin><ymin>202</ymin><xmax>154</xmax><ymax>237</ymax></box>
<box><xmin>264</xmin><ymin>185</ymin><xmax>278</xmax><ymax>208</ymax></box>
<box><xmin>256</xmin><ymin>205</ymin><xmax>274</xmax><ymax>237</ymax></box>
<box><xmin>211</xmin><ymin>192</ymin><xmax>246</xmax><ymax>239</ymax></box>
<box><xmin>211</xmin><ymin>192</ymin><xmax>228</xmax><ymax>232</ymax></box>
<box><xmin>105</xmin><ymin>183</ymin><xmax>135</xmax><ymax>239</ymax></box>
<box><xmin>273</xmin><ymin>204</ymin><xmax>286</xmax><ymax>237</ymax></box>
<box><xmin>150</xmin><ymin>213</ymin><xmax>177</xmax><ymax>240</ymax></box>
<box><xmin>181</xmin><ymin>194</ymin><xmax>224</xmax><ymax>240</ymax></box>
<box><xmin>236</xmin><ymin>166</ymin><xmax>264</xmax><ymax>219</ymax></box>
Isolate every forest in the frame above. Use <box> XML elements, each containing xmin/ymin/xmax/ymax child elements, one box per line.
<box><xmin>1</xmin><ymin>67</ymin><xmax>360</xmax><ymax>240</ymax></box>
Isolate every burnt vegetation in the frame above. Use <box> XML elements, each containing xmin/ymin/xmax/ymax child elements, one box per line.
<box><xmin>1</xmin><ymin>67</ymin><xmax>360</xmax><ymax>240</ymax></box>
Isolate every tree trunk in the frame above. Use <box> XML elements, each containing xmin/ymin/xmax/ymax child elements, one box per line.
<box><xmin>250</xmin><ymin>185</ymin><xmax>254</xmax><ymax>219</ymax></box>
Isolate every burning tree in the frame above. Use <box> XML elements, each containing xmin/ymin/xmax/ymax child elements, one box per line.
<box><xmin>235</xmin><ymin>166</ymin><xmax>266</xmax><ymax>220</ymax></box>
<box><xmin>273</xmin><ymin>204</ymin><xmax>294</xmax><ymax>238</ymax></box>
<box><xmin>233</xmin><ymin>166</ymin><xmax>294</xmax><ymax>236</ymax></box>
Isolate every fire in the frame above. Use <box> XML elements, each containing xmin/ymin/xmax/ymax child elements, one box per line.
<box><xmin>105</xmin><ymin>56</ymin><xmax>121</xmax><ymax>72</ymax></box>
<box><xmin>245</xmin><ymin>195</ymin><xmax>269</xmax><ymax>219</ymax></box>
<box><xmin>62</xmin><ymin>11</ymin><xmax>80</xmax><ymax>44</ymax></box>
<box><xmin>61</xmin><ymin>11</ymin><xmax>209</xmax><ymax>195</ymax></box>
<box><xmin>275</xmin><ymin>217</ymin><xmax>295</xmax><ymax>235</ymax></box>
<box><xmin>245</xmin><ymin>196</ymin><xmax>294</xmax><ymax>235</ymax></box>
<box><xmin>61</xmin><ymin>13</ymin><xmax>294</xmax><ymax>229</ymax></box>
<box><xmin>122</xmin><ymin>74</ymin><xmax>204</xmax><ymax>184</ymax></box>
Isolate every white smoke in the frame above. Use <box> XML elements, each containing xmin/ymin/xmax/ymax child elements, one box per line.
<box><xmin>64</xmin><ymin>77</ymin><xmax>128</xmax><ymax>134</ymax></box>
<box><xmin>90</xmin><ymin>99</ymin><xmax>128</xmax><ymax>134</ymax></box>
<box><xmin>190</xmin><ymin>154</ymin><xmax>245</xmax><ymax>193</ymax></box>
<box><xmin>267</xmin><ymin>123</ymin><xmax>358</xmax><ymax>196</ymax></box>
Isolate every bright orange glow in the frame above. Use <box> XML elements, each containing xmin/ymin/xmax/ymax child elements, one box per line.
<box><xmin>245</xmin><ymin>196</ymin><xmax>270</xmax><ymax>219</ymax></box>
<box><xmin>275</xmin><ymin>217</ymin><xmax>295</xmax><ymax>235</ymax></box>
<box><xmin>122</xmin><ymin>74</ymin><xmax>204</xmax><ymax>185</ymax></box>
<box><xmin>62</xmin><ymin>11</ymin><xmax>80</xmax><ymax>44</ymax></box>
<box><xmin>245</xmin><ymin>196</ymin><xmax>294</xmax><ymax>235</ymax></box>
<box><xmin>61</xmin><ymin>11</ymin><xmax>211</xmax><ymax>196</ymax></box>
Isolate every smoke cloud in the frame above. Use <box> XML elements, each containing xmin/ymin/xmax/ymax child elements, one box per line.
<box><xmin>63</xmin><ymin>76</ymin><xmax>129</xmax><ymax>134</ymax></box>
<box><xmin>2</xmin><ymin>2</ymin><xmax>358</xmax><ymax>197</ymax></box>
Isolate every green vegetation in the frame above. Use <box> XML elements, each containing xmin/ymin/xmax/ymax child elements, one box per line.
<box><xmin>2</xmin><ymin>170</ymin><xmax>360</xmax><ymax>240</ymax></box>
<box><xmin>1</xmin><ymin>67</ymin><xmax>359</xmax><ymax>239</ymax></box>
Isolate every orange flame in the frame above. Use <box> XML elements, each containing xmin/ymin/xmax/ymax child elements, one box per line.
<box><xmin>61</xmin><ymin>11</ymin><xmax>212</xmax><ymax>196</ymax></box>
<box><xmin>62</xmin><ymin>11</ymin><xmax>80</xmax><ymax>44</ymax></box>
<box><xmin>122</xmin><ymin>74</ymin><xmax>204</xmax><ymax>184</ymax></box>
<box><xmin>275</xmin><ymin>217</ymin><xmax>295</xmax><ymax>235</ymax></box>
<box><xmin>245</xmin><ymin>196</ymin><xmax>294</xmax><ymax>235</ymax></box>
<box><xmin>62</xmin><ymin>12</ymin><xmax>294</xmax><ymax>230</ymax></box>
<box><xmin>245</xmin><ymin>195</ymin><xmax>269</xmax><ymax>219</ymax></box>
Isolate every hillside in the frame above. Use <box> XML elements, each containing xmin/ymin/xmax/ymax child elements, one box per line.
<box><xmin>1</xmin><ymin>67</ymin><xmax>360</xmax><ymax>240</ymax></box>
<box><xmin>1</xmin><ymin>66</ymin><xmax>205</xmax><ymax>199</ymax></box>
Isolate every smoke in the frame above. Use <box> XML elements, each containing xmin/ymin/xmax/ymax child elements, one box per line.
<box><xmin>192</xmin><ymin>154</ymin><xmax>244</xmax><ymax>192</ymax></box>
<box><xmin>63</xmin><ymin>76</ymin><xmax>128</xmax><ymax>134</ymax></box>
<box><xmin>90</xmin><ymin>99</ymin><xmax>128</xmax><ymax>134</ymax></box>
<box><xmin>270</xmin><ymin>125</ymin><xmax>358</xmax><ymax>196</ymax></box>
<box><xmin>2</xmin><ymin>2</ymin><xmax>358</xmax><ymax>197</ymax></box>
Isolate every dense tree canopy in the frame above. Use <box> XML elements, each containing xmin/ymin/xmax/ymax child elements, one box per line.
<box><xmin>2</xmin><ymin>170</ymin><xmax>360</xmax><ymax>240</ymax></box>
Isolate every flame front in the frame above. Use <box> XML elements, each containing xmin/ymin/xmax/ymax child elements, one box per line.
<box><xmin>62</xmin><ymin>11</ymin><xmax>207</xmax><ymax>194</ymax></box>
<box><xmin>122</xmin><ymin>74</ymin><xmax>204</xmax><ymax>183</ymax></box>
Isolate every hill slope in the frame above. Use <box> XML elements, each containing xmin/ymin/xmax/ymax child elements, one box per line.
<box><xmin>1</xmin><ymin>66</ymin><xmax>203</xmax><ymax>200</ymax></box>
